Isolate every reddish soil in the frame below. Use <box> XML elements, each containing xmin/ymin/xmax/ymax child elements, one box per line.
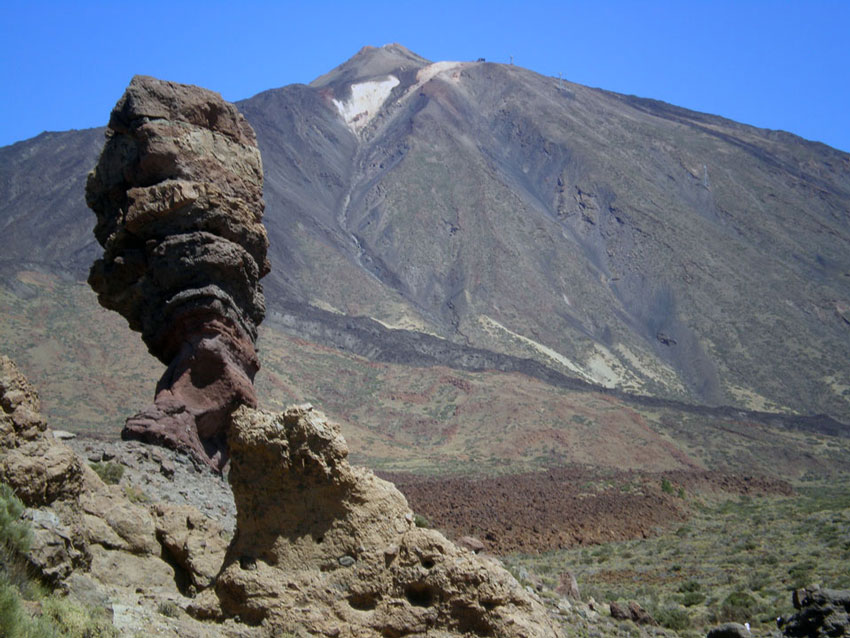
<box><xmin>382</xmin><ymin>468</ymin><xmax>792</xmax><ymax>555</ymax></box>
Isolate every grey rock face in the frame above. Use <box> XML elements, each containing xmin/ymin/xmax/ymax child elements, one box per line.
<box><xmin>783</xmin><ymin>587</ymin><xmax>850</xmax><ymax>638</ymax></box>
<box><xmin>707</xmin><ymin>622</ymin><xmax>752</xmax><ymax>638</ymax></box>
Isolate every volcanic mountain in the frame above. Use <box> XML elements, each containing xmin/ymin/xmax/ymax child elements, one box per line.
<box><xmin>1</xmin><ymin>44</ymin><xmax>849</xmax><ymax>471</ymax></box>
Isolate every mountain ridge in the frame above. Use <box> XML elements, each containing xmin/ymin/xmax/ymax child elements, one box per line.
<box><xmin>1</xmin><ymin>44</ymin><xmax>849</xmax><ymax>444</ymax></box>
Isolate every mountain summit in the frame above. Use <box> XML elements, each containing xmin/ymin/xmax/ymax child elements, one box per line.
<box><xmin>2</xmin><ymin>44</ymin><xmax>849</xmax><ymax>431</ymax></box>
<box><xmin>310</xmin><ymin>43</ymin><xmax>430</xmax><ymax>90</ymax></box>
<box><xmin>240</xmin><ymin>44</ymin><xmax>850</xmax><ymax>419</ymax></box>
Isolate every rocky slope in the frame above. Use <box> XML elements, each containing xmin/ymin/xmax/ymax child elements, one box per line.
<box><xmin>2</xmin><ymin>354</ymin><xmax>562</xmax><ymax>637</ymax></box>
<box><xmin>1</xmin><ymin>44</ymin><xmax>848</xmax><ymax>437</ymax></box>
<box><xmin>1</xmin><ymin>354</ymin><xmax>247</xmax><ymax>637</ymax></box>
<box><xmin>3</xmin><ymin>353</ymin><xmax>844</xmax><ymax>638</ymax></box>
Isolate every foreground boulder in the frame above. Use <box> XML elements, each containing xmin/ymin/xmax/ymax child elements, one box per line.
<box><xmin>609</xmin><ymin>601</ymin><xmax>655</xmax><ymax>626</ymax></box>
<box><xmin>209</xmin><ymin>404</ymin><xmax>560</xmax><ymax>637</ymax></box>
<box><xmin>85</xmin><ymin>76</ymin><xmax>269</xmax><ymax>470</ymax></box>
<box><xmin>707</xmin><ymin>623</ymin><xmax>752</xmax><ymax>638</ymax></box>
<box><xmin>782</xmin><ymin>587</ymin><xmax>850</xmax><ymax>638</ymax></box>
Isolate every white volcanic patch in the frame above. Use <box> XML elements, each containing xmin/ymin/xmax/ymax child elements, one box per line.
<box><xmin>333</xmin><ymin>75</ymin><xmax>400</xmax><ymax>133</ymax></box>
<box><xmin>478</xmin><ymin>315</ymin><xmax>594</xmax><ymax>383</ymax></box>
<box><xmin>416</xmin><ymin>61</ymin><xmax>467</xmax><ymax>84</ymax></box>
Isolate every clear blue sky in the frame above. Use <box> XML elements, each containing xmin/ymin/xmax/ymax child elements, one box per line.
<box><xmin>1</xmin><ymin>0</ymin><xmax>848</xmax><ymax>152</ymax></box>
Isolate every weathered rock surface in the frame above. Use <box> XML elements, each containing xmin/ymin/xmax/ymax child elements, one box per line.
<box><xmin>609</xmin><ymin>601</ymin><xmax>655</xmax><ymax>626</ymax></box>
<box><xmin>85</xmin><ymin>75</ymin><xmax>269</xmax><ymax>470</ymax></box>
<box><xmin>782</xmin><ymin>587</ymin><xmax>850</xmax><ymax>638</ymax></box>
<box><xmin>212</xmin><ymin>404</ymin><xmax>560</xmax><ymax>637</ymax></box>
<box><xmin>153</xmin><ymin>503</ymin><xmax>230</xmax><ymax>591</ymax></box>
<box><xmin>2</xmin><ymin>354</ymin><xmax>569</xmax><ymax>635</ymax></box>
<box><xmin>23</xmin><ymin>508</ymin><xmax>90</xmax><ymax>584</ymax></box>
<box><xmin>706</xmin><ymin>623</ymin><xmax>752</xmax><ymax>638</ymax></box>
<box><xmin>0</xmin><ymin>354</ymin><xmax>84</xmax><ymax>504</ymax></box>
<box><xmin>1</xmin><ymin>354</ymin><xmax>255</xmax><ymax>637</ymax></box>
<box><xmin>556</xmin><ymin>571</ymin><xmax>580</xmax><ymax>601</ymax></box>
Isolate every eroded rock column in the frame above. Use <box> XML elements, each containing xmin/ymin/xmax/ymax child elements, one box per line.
<box><xmin>86</xmin><ymin>75</ymin><xmax>269</xmax><ymax>470</ymax></box>
<box><xmin>210</xmin><ymin>404</ymin><xmax>560</xmax><ymax>637</ymax></box>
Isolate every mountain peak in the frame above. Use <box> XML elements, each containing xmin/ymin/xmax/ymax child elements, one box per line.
<box><xmin>310</xmin><ymin>43</ymin><xmax>430</xmax><ymax>88</ymax></box>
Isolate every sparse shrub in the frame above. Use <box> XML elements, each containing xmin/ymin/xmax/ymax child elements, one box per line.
<box><xmin>788</xmin><ymin>560</ymin><xmax>816</xmax><ymax>589</ymax></box>
<box><xmin>0</xmin><ymin>484</ymin><xmax>30</xmax><ymax>554</ymax></box>
<box><xmin>0</xmin><ymin>483</ymin><xmax>32</xmax><ymax>593</ymax></box>
<box><xmin>739</xmin><ymin>538</ymin><xmax>758</xmax><ymax>551</ymax></box>
<box><xmin>122</xmin><ymin>485</ymin><xmax>149</xmax><ymax>504</ymax></box>
<box><xmin>661</xmin><ymin>478</ymin><xmax>674</xmax><ymax>494</ymax></box>
<box><xmin>1</xmin><ymin>483</ymin><xmax>117</xmax><ymax>637</ymax></box>
<box><xmin>718</xmin><ymin>591</ymin><xmax>760</xmax><ymax>623</ymax></box>
<box><xmin>680</xmin><ymin>591</ymin><xmax>704</xmax><ymax>607</ymax></box>
<box><xmin>157</xmin><ymin>600</ymin><xmax>180</xmax><ymax>617</ymax></box>
<box><xmin>0</xmin><ymin>581</ymin><xmax>28</xmax><ymax>636</ymax></box>
<box><xmin>677</xmin><ymin>487</ymin><xmax>686</xmax><ymax>499</ymax></box>
<box><xmin>747</xmin><ymin>570</ymin><xmax>771</xmax><ymax>591</ymax></box>
<box><xmin>592</xmin><ymin>546</ymin><xmax>613</xmax><ymax>563</ymax></box>
<box><xmin>833</xmin><ymin>572</ymin><xmax>850</xmax><ymax>589</ymax></box>
<box><xmin>42</xmin><ymin>596</ymin><xmax>118</xmax><ymax>637</ymax></box>
<box><xmin>655</xmin><ymin>606</ymin><xmax>691</xmax><ymax>630</ymax></box>
<box><xmin>678</xmin><ymin>580</ymin><xmax>702</xmax><ymax>593</ymax></box>
<box><xmin>413</xmin><ymin>514</ymin><xmax>431</xmax><ymax>528</ymax></box>
<box><xmin>90</xmin><ymin>461</ymin><xmax>124</xmax><ymax>485</ymax></box>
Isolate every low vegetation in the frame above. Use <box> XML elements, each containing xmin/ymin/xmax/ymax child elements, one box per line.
<box><xmin>89</xmin><ymin>461</ymin><xmax>124</xmax><ymax>485</ymax></box>
<box><xmin>0</xmin><ymin>483</ymin><xmax>117</xmax><ymax>637</ymax></box>
<box><xmin>506</xmin><ymin>481</ymin><xmax>850</xmax><ymax>637</ymax></box>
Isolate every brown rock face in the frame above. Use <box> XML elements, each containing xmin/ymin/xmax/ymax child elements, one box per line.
<box><xmin>85</xmin><ymin>76</ymin><xmax>269</xmax><ymax>470</ymax></box>
<box><xmin>0</xmin><ymin>355</ymin><xmax>84</xmax><ymax>505</ymax></box>
<box><xmin>213</xmin><ymin>404</ymin><xmax>560</xmax><ymax>637</ymax></box>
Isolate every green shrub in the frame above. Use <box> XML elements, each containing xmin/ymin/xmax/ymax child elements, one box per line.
<box><xmin>788</xmin><ymin>561</ymin><xmax>816</xmax><ymax>589</ymax></box>
<box><xmin>678</xmin><ymin>580</ymin><xmax>702</xmax><ymax>593</ymax></box>
<box><xmin>0</xmin><ymin>483</ymin><xmax>31</xmax><ymax>555</ymax></box>
<box><xmin>1</xmin><ymin>483</ymin><xmax>117</xmax><ymax>637</ymax></box>
<box><xmin>680</xmin><ymin>591</ymin><xmax>705</xmax><ymax>607</ymax></box>
<box><xmin>661</xmin><ymin>478</ymin><xmax>674</xmax><ymax>494</ymax></box>
<box><xmin>89</xmin><ymin>462</ymin><xmax>124</xmax><ymax>485</ymax></box>
<box><xmin>413</xmin><ymin>514</ymin><xmax>431</xmax><ymax>528</ymax></box>
<box><xmin>718</xmin><ymin>591</ymin><xmax>760</xmax><ymax>622</ymax></box>
<box><xmin>122</xmin><ymin>485</ymin><xmax>149</xmax><ymax>504</ymax></box>
<box><xmin>655</xmin><ymin>606</ymin><xmax>691</xmax><ymax>630</ymax></box>
<box><xmin>157</xmin><ymin>600</ymin><xmax>179</xmax><ymax>618</ymax></box>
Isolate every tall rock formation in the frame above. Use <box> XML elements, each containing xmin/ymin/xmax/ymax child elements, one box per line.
<box><xmin>85</xmin><ymin>76</ymin><xmax>269</xmax><ymax>470</ymax></box>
